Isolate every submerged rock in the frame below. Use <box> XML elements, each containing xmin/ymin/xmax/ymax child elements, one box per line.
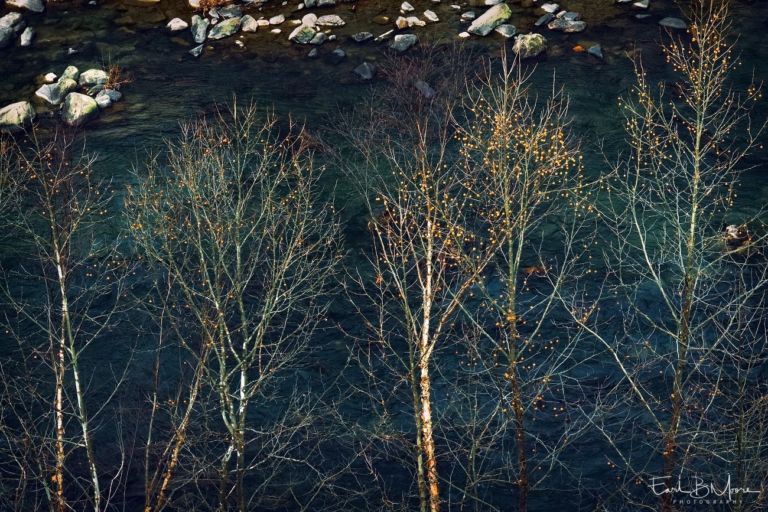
<box><xmin>512</xmin><ymin>33</ymin><xmax>547</xmax><ymax>59</ymax></box>
<box><xmin>389</xmin><ymin>33</ymin><xmax>417</xmax><ymax>52</ymax></box>
<box><xmin>659</xmin><ymin>17</ymin><xmax>687</xmax><ymax>30</ymax></box>
<box><xmin>467</xmin><ymin>3</ymin><xmax>512</xmax><ymax>36</ymax></box>
<box><xmin>62</xmin><ymin>93</ymin><xmax>98</xmax><ymax>127</ymax></box>
<box><xmin>547</xmin><ymin>18</ymin><xmax>586</xmax><ymax>33</ymax></box>
<box><xmin>0</xmin><ymin>101</ymin><xmax>35</xmax><ymax>132</ymax></box>
<box><xmin>587</xmin><ymin>44</ymin><xmax>603</xmax><ymax>59</ymax></box>
<box><xmin>351</xmin><ymin>31</ymin><xmax>373</xmax><ymax>43</ymax></box>
<box><xmin>189</xmin><ymin>44</ymin><xmax>203</xmax><ymax>57</ymax></box>
<box><xmin>354</xmin><ymin>62</ymin><xmax>375</xmax><ymax>80</ymax></box>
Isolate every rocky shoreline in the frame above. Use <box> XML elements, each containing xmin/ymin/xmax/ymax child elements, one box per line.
<box><xmin>0</xmin><ymin>0</ymin><xmax>691</xmax><ymax>132</ymax></box>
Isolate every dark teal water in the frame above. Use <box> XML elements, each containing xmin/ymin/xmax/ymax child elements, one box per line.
<box><xmin>1</xmin><ymin>0</ymin><xmax>767</xmax><ymax>510</ymax></box>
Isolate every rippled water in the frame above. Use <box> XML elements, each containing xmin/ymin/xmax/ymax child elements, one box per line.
<box><xmin>1</xmin><ymin>0</ymin><xmax>767</xmax><ymax>510</ymax></box>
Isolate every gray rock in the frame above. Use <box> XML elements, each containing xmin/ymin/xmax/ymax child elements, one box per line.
<box><xmin>19</xmin><ymin>26</ymin><xmax>34</xmax><ymax>46</ymax></box>
<box><xmin>219</xmin><ymin>5</ymin><xmax>243</xmax><ymax>18</ymax></box>
<box><xmin>389</xmin><ymin>33</ymin><xmax>418</xmax><ymax>52</ymax></box>
<box><xmin>562</xmin><ymin>11</ymin><xmax>581</xmax><ymax>21</ymax></box>
<box><xmin>534</xmin><ymin>13</ymin><xmax>554</xmax><ymax>27</ymax></box>
<box><xmin>269</xmin><ymin>14</ymin><xmax>285</xmax><ymax>25</ymax></box>
<box><xmin>494</xmin><ymin>24</ymin><xmax>516</xmax><ymax>38</ymax></box>
<box><xmin>208</xmin><ymin>17</ymin><xmax>241</xmax><ymax>40</ymax></box>
<box><xmin>317</xmin><ymin>0</ymin><xmax>335</xmax><ymax>5</ymax></box>
<box><xmin>469</xmin><ymin>0</ymin><xmax>502</xmax><ymax>6</ymax></box>
<box><xmin>467</xmin><ymin>3</ymin><xmax>512</xmax><ymax>36</ymax></box>
<box><xmin>98</xmin><ymin>89</ymin><xmax>122</xmax><ymax>102</ymax></box>
<box><xmin>189</xmin><ymin>44</ymin><xmax>203</xmax><ymax>57</ymax></box>
<box><xmin>659</xmin><ymin>17</ymin><xmax>687</xmax><ymax>30</ymax></box>
<box><xmin>241</xmin><ymin>15</ymin><xmax>258</xmax><ymax>32</ymax></box>
<box><xmin>512</xmin><ymin>33</ymin><xmax>547</xmax><ymax>59</ymax></box>
<box><xmin>301</xmin><ymin>13</ymin><xmax>318</xmax><ymax>27</ymax></box>
<box><xmin>354</xmin><ymin>62</ymin><xmax>375</xmax><ymax>80</ymax></box>
<box><xmin>0</xmin><ymin>101</ymin><xmax>35</xmax><ymax>132</ymax></box>
<box><xmin>547</xmin><ymin>18</ymin><xmax>586</xmax><ymax>32</ymax></box>
<box><xmin>304</xmin><ymin>0</ymin><xmax>317</xmax><ymax>6</ymax></box>
<box><xmin>6</xmin><ymin>0</ymin><xmax>44</xmax><ymax>13</ymax></box>
<box><xmin>414</xmin><ymin>80</ymin><xmax>436</xmax><ymax>99</ymax></box>
<box><xmin>62</xmin><ymin>93</ymin><xmax>98</xmax><ymax>127</ymax></box>
<box><xmin>587</xmin><ymin>44</ymin><xmax>603</xmax><ymax>59</ymax></box>
<box><xmin>79</xmin><ymin>68</ymin><xmax>108</xmax><ymax>86</ymax></box>
<box><xmin>461</xmin><ymin>11</ymin><xmax>476</xmax><ymax>21</ymax></box>
<box><xmin>167</xmin><ymin>18</ymin><xmax>188</xmax><ymax>32</ymax></box>
<box><xmin>351</xmin><ymin>31</ymin><xmax>373</xmax><ymax>42</ymax></box>
<box><xmin>316</xmin><ymin>14</ymin><xmax>345</xmax><ymax>27</ymax></box>
<box><xmin>310</xmin><ymin>31</ymin><xmax>327</xmax><ymax>45</ymax></box>
<box><xmin>0</xmin><ymin>12</ymin><xmax>25</xmax><ymax>49</ymax></box>
<box><xmin>307</xmin><ymin>47</ymin><xmax>318</xmax><ymax>58</ymax></box>
<box><xmin>289</xmin><ymin>24</ymin><xmax>316</xmax><ymax>43</ymax></box>
<box><xmin>61</xmin><ymin>65</ymin><xmax>79</xmax><ymax>81</ymax></box>
<box><xmin>95</xmin><ymin>94</ymin><xmax>112</xmax><ymax>109</ymax></box>
<box><xmin>401</xmin><ymin>2</ymin><xmax>414</xmax><ymax>12</ymax></box>
<box><xmin>35</xmin><ymin>77</ymin><xmax>77</xmax><ymax>106</ymax></box>
<box><xmin>191</xmin><ymin>15</ymin><xmax>209</xmax><ymax>43</ymax></box>
<box><xmin>423</xmin><ymin>10</ymin><xmax>439</xmax><ymax>22</ymax></box>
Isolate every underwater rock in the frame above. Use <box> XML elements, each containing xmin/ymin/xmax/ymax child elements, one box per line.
<box><xmin>659</xmin><ymin>17</ymin><xmax>687</xmax><ymax>30</ymax></box>
<box><xmin>351</xmin><ymin>31</ymin><xmax>373</xmax><ymax>42</ymax></box>
<box><xmin>588</xmin><ymin>44</ymin><xmax>603</xmax><ymax>59</ymax></box>
<box><xmin>62</xmin><ymin>93</ymin><xmax>98</xmax><ymax>127</ymax></box>
<box><xmin>547</xmin><ymin>18</ymin><xmax>586</xmax><ymax>33</ymax></box>
<box><xmin>189</xmin><ymin>44</ymin><xmax>203</xmax><ymax>57</ymax></box>
<box><xmin>512</xmin><ymin>33</ymin><xmax>547</xmax><ymax>58</ymax></box>
<box><xmin>0</xmin><ymin>101</ymin><xmax>35</xmax><ymax>132</ymax></box>
<box><xmin>467</xmin><ymin>3</ymin><xmax>511</xmax><ymax>36</ymax></box>
<box><xmin>354</xmin><ymin>62</ymin><xmax>375</xmax><ymax>80</ymax></box>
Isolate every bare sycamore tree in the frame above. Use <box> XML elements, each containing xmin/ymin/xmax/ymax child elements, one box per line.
<box><xmin>558</xmin><ymin>1</ymin><xmax>767</xmax><ymax>509</ymax></box>
<box><xmin>443</xmin><ymin>55</ymin><xmax>591</xmax><ymax>511</ymax></box>
<box><xmin>0</xmin><ymin>131</ymin><xmax>132</xmax><ymax>512</ymax></box>
<box><xmin>127</xmin><ymin>103</ymin><xmax>341</xmax><ymax>512</ymax></box>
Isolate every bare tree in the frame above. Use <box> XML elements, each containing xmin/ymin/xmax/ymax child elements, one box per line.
<box><xmin>0</xmin><ymin>131</ymin><xmax>132</xmax><ymax>512</ymax></box>
<box><xmin>127</xmin><ymin>102</ymin><xmax>341</xmax><ymax>512</ymax></box>
<box><xmin>558</xmin><ymin>1</ymin><xmax>767</xmax><ymax>509</ymax></box>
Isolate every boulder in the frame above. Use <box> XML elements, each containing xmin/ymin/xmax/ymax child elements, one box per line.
<box><xmin>62</xmin><ymin>93</ymin><xmax>98</xmax><ymax>127</ymax></box>
<box><xmin>6</xmin><ymin>0</ymin><xmax>45</xmax><ymax>13</ymax></box>
<box><xmin>512</xmin><ymin>33</ymin><xmax>547</xmax><ymax>59</ymax></box>
<box><xmin>0</xmin><ymin>12</ymin><xmax>25</xmax><ymax>49</ymax></box>
<box><xmin>547</xmin><ymin>18</ymin><xmax>586</xmax><ymax>32</ymax></box>
<box><xmin>19</xmin><ymin>26</ymin><xmax>34</xmax><ymax>46</ymax></box>
<box><xmin>35</xmin><ymin>77</ymin><xmax>77</xmax><ymax>106</ymax></box>
<box><xmin>467</xmin><ymin>3</ymin><xmax>511</xmax><ymax>36</ymax></box>
<box><xmin>208</xmin><ymin>17</ymin><xmax>241</xmax><ymax>40</ymax></box>
<box><xmin>241</xmin><ymin>15</ymin><xmax>258</xmax><ymax>32</ymax></box>
<box><xmin>288</xmin><ymin>24</ymin><xmax>316</xmax><ymax>43</ymax></box>
<box><xmin>389</xmin><ymin>33</ymin><xmax>417</xmax><ymax>52</ymax></box>
<box><xmin>494</xmin><ymin>24</ymin><xmax>516</xmax><ymax>38</ymax></box>
<box><xmin>316</xmin><ymin>14</ymin><xmax>345</xmax><ymax>27</ymax></box>
<box><xmin>61</xmin><ymin>65</ymin><xmax>79</xmax><ymax>81</ymax></box>
<box><xmin>0</xmin><ymin>101</ymin><xmax>35</xmax><ymax>132</ymax></box>
<box><xmin>191</xmin><ymin>15</ymin><xmax>209</xmax><ymax>43</ymax></box>
<box><xmin>167</xmin><ymin>18</ymin><xmax>188</xmax><ymax>32</ymax></box>
<box><xmin>79</xmin><ymin>68</ymin><xmax>108</xmax><ymax>86</ymax></box>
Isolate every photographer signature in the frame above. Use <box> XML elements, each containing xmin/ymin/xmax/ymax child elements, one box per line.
<box><xmin>648</xmin><ymin>475</ymin><xmax>760</xmax><ymax>501</ymax></box>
